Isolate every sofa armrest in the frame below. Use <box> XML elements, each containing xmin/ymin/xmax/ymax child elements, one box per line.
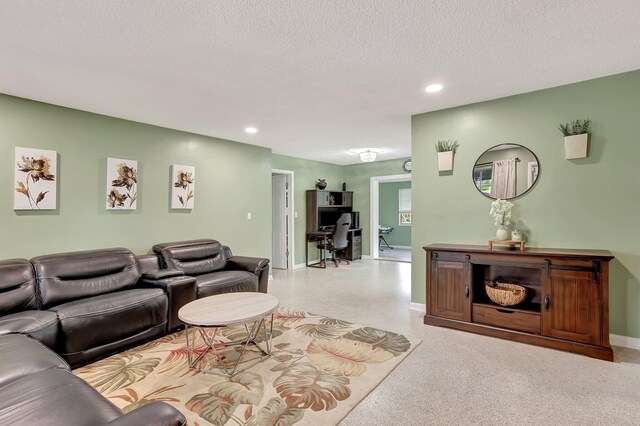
<box><xmin>103</xmin><ymin>402</ymin><xmax>186</xmax><ymax>426</ymax></box>
<box><xmin>140</xmin><ymin>275</ymin><xmax>196</xmax><ymax>333</ymax></box>
<box><xmin>226</xmin><ymin>256</ymin><xmax>269</xmax><ymax>275</ymax></box>
<box><xmin>226</xmin><ymin>256</ymin><xmax>270</xmax><ymax>293</ymax></box>
<box><xmin>142</xmin><ymin>269</ymin><xmax>185</xmax><ymax>280</ymax></box>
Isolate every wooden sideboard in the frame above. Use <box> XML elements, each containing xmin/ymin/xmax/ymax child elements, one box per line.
<box><xmin>423</xmin><ymin>244</ymin><xmax>614</xmax><ymax>361</ymax></box>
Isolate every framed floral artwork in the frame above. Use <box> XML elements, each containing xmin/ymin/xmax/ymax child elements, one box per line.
<box><xmin>14</xmin><ymin>147</ymin><xmax>57</xmax><ymax>210</ymax></box>
<box><xmin>171</xmin><ymin>164</ymin><xmax>195</xmax><ymax>209</ymax></box>
<box><xmin>106</xmin><ymin>158</ymin><xmax>137</xmax><ymax>210</ymax></box>
<box><xmin>399</xmin><ymin>212</ymin><xmax>412</xmax><ymax>225</ymax></box>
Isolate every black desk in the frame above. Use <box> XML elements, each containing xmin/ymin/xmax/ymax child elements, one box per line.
<box><xmin>305</xmin><ymin>228</ymin><xmax>362</xmax><ymax>268</ymax></box>
<box><xmin>305</xmin><ymin>231</ymin><xmax>331</xmax><ymax>268</ymax></box>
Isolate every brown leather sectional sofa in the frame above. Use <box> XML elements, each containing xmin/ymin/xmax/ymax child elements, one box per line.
<box><xmin>0</xmin><ymin>239</ymin><xmax>269</xmax><ymax>426</ymax></box>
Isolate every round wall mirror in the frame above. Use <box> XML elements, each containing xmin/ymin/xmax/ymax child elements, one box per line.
<box><xmin>472</xmin><ymin>143</ymin><xmax>539</xmax><ymax>200</ymax></box>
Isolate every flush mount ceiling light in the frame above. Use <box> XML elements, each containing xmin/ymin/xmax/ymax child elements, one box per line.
<box><xmin>245</xmin><ymin>127</ymin><xmax>258</xmax><ymax>134</ymax></box>
<box><xmin>425</xmin><ymin>83</ymin><xmax>443</xmax><ymax>93</ymax></box>
<box><xmin>360</xmin><ymin>150</ymin><xmax>377</xmax><ymax>162</ymax></box>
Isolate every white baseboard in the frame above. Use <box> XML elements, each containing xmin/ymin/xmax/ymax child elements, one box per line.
<box><xmin>610</xmin><ymin>334</ymin><xmax>640</xmax><ymax>350</ymax></box>
<box><xmin>409</xmin><ymin>302</ymin><xmax>426</xmax><ymax>313</ymax></box>
<box><xmin>408</xmin><ymin>303</ymin><xmax>638</xmax><ymax>350</ymax></box>
<box><xmin>390</xmin><ymin>245</ymin><xmax>411</xmax><ymax>249</ymax></box>
<box><xmin>268</xmin><ymin>274</ymin><xmax>274</xmax><ymax>281</ymax></box>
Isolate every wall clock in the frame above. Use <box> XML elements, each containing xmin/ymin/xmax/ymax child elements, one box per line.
<box><xmin>402</xmin><ymin>158</ymin><xmax>412</xmax><ymax>173</ymax></box>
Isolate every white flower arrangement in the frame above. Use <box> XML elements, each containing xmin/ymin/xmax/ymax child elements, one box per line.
<box><xmin>490</xmin><ymin>199</ymin><xmax>514</xmax><ymax>226</ymax></box>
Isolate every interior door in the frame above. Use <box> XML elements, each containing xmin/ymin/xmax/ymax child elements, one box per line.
<box><xmin>271</xmin><ymin>175</ymin><xmax>288</xmax><ymax>269</ymax></box>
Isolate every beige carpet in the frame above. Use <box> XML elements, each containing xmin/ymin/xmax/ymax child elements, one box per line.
<box><xmin>74</xmin><ymin>307</ymin><xmax>420</xmax><ymax>426</ymax></box>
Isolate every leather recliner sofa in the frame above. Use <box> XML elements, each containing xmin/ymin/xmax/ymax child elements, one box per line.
<box><xmin>30</xmin><ymin>247</ymin><xmax>170</xmax><ymax>368</ymax></box>
<box><xmin>0</xmin><ymin>241</ymin><xmax>268</xmax><ymax>425</ymax></box>
<box><xmin>0</xmin><ymin>333</ymin><xmax>185</xmax><ymax>425</ymax></box>
<box><xmin>0</xmin><ymin>258</ymin><xmax>58</xmax><ymax>348</ymax></box>
<box><xmin>153</xmin><ymin>239</ymin><xmax>270</xmax><ymax>299</ymax></box>
<box><xmin>0</xmin><ymin>252</ymin><xmax>187</xmax><ymax>425</ymax></box>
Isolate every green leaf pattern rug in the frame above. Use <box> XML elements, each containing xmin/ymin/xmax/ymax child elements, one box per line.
<box><xmin>74</xmin><ymin>307</ymin><xmax>420</xmax><ymax>426</ymax></box>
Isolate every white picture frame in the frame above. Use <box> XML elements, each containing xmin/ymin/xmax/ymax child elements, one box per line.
<box><xmin>527</xmin><ymin>161</ymin><xmax>539</xmax><ymax>189</ymax></box>
<box><xmin>170</xmin><ymin>164</ymin><xmax>195</xmax><ymax>209</ymax></box>
<box><xmin>14</xmin><ymin>147</ymin><xmax>57</xmax><ymax>210</ymax></box>
<box><xmin>106</xmin><ymin>158</ymin><xmax>138</xmax><ymax>210</ymax></box>
<box><xmin>399</xmin><ymin>212</ymin><xmax>412</xmax><ymax>226</ymax></box>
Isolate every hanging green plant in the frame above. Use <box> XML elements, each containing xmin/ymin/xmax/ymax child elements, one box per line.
<box><xmin>558</xmin><ymin>119</ymin><xmax>591</xmax><ymax>136</ymax></box>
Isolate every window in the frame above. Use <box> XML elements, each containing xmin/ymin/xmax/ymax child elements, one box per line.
<box><xmin>473</xmin><ymin>164</ymin><xmax>492</xmax><ymax>195</ymax></box>
<box><xmin>399</xmin><ymin>188</ymin><xmax>411</xmax><ymax>226</ymax></box>
<box><xmin>399</xmin><ymin>188</ymin><xmax>411</xmax><ymax>212</ymax></box>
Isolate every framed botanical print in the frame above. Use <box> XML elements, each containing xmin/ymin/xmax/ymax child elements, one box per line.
<box><xmin>14</xmin><ymin>147</ymin><xmax>57</xmax><ymax>210</ymax></box>
<box><xmin>106</xmin><ymin>158</ymin><xmax>137</xmax><ymax>210</ymax></box>
<box><xmin>171</xmin><ymin>164</ymin><xmax>195</xmax><ymax>209</ymax></box>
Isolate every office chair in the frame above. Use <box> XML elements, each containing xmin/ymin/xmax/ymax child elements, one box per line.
<box><xmin>317</xmin><ymin>212</ymin><xmax>352</xmax><ymax>268</ymax></box>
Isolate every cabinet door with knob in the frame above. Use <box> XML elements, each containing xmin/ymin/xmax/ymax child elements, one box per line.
<box><xmin>428</xmin><ymin>254</ymin><xmax>471</xmax><ymax>322</ymax></box>
<box><xmin>541</xmin><ymin>265</ymin><xmax>602</xmax><ymax>345</ymax></box>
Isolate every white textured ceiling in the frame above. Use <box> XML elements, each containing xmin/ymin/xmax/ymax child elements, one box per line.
<box><xmin>1</xmin><ymin>1</ymin><xmax>639</xmax><ymax>165</ymax></box>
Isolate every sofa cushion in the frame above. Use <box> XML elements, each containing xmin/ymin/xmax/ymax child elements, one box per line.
<box><xmin>0</xmin><ymin>310</ymin><xmax>59</xmax><ymax>348</ymax></box>
<box><xmin>0</xmin><ymin>258</ymin><xmax>37</xmax><ymax>314</ymax></box>
<box><xmin>0</xmin><ymin>334</ymin><xmax>68</xmax><ymax>388</ymax></box>
<box><xmin>196</xmin><ymin>270</ymin><xmax>258</xmax><ymax>298</ymax></box>
<box><xmin>32</xmin><ymin>248</ymin><xmax>140</xmax><ymax>309</ymax></box>
<box><xmin>50</xmin><ymin>289</ymin><xmax>167</xmax><ymax>355</ymax></box>
<box><xmin>153</xmin><ymin>239</ymin><xmax>227</xmax><ymax>275</ymax></box>
<box><xmin>0</xmin><ymin>368</ymin><xmax>122</xmax><ymax>425</ymax></box>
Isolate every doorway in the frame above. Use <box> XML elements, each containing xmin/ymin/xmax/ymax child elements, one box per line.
<box><xmin>272</xmin><ymin>170</ymin><xmax>294</xmax><ymax>270</ymax></box>
<box><xmin>370</xmin><ymin>174</ymin><xmax>411</xmax><ymax>262</ymax></box>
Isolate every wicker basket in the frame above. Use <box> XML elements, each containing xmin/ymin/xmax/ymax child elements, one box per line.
<box><xmin>485</xmin><ymin>281</ymin><xmax>527</xmax><ymax>307</ymax></box>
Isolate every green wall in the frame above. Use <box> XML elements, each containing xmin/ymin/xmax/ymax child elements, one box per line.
<box><xmin>343</xmin><ymin>159</ymin><xmax>411</xmax><ymax>255</ymax></box>
<box><xmin>271</xmin><ymin>154</ymin><xmax>344</xmax><ymax>265</ymax></box>
<box><xmin>411</xmin><ymin>70</ymin><xmax>640</xmax><ymax>337</ymax></box>
<box><xmin>0</xmin><ymin>94</ymin><xmax>272</xmax><ymax>259</ymax></box>
<box><xmin>379</xmin><ymin>181</ymin><xmax>411</xmax><ymax>246</ymax></box>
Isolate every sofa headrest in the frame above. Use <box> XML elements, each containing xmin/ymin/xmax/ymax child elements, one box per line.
<box><xmin>152</xmin><ymin>239</ymin><xmax>227</xmax><ymax>276</ymax></box>
<box><xmin>31</xmin><ymin>248</ymin><xmax>140</xmax><ymax>309</ymax></box>
<box><xmin>136</xmin><ymin>254</ymin><xmax>161</xmax><ymax>275</ymax></box>
<box><xmin>0</xmin><ymin>259</ymin><xmax>37</xmax><ymax>314</ymax></box>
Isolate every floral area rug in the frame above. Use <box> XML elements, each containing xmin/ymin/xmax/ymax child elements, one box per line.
<box><xmin>74</xmin><ymin>307</ymin><xmax>420</xmax><ymax>426</ymax></box>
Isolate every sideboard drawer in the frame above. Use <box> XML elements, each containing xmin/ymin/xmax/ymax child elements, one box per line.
<box><xmin>473</xmin><ymin>304</ymin><xmax>541</xmax><ymax>335</ymax></box>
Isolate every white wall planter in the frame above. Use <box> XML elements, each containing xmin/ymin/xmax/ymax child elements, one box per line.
<box><xmin>437</xmin><ymin>151</ymin><xmax>454</xmax><ymax>171</ymax></box>
<box><xmin>564</xmin><ymin>133</ymin><xmax>589</xmax><ymax>159</ymax></box>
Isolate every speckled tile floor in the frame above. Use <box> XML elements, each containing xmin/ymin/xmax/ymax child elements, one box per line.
<box><xmin>377</xmin><ymin>247</ymin><xmax>411</xmax><ymax>262</ymax></box>
<box><xmin>269</xmin><ymin>260</ymin><xmax>640</xmax><ymax>425</ymax></box>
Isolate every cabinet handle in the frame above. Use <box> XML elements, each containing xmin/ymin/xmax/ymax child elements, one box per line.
<box><xmin>465</xmin><ymin>285</ymin><xmax>470</xmax><ymax>299</ymax></box>
<box><xmin>544</xmin><ymin>294</ymin><xmax>550</xmax><ymax>311</ymax></box>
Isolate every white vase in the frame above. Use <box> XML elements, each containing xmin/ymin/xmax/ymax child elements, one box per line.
<box><xmin>496</xmin><ymin>225</ymin><xmax>509</xmax><ymax>241</ymax></box>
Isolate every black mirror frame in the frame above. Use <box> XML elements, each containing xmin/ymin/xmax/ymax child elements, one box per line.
<box><xmin>472</xmin><ymin>143</ymin><xmax>540</xmax><ymax>200</ymax></box>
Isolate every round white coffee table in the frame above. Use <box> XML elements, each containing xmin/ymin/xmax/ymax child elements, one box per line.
<box><xmin>178</xmin><ymin>292</ymin><xmax>279</xmax><ymax>377</ymax></box>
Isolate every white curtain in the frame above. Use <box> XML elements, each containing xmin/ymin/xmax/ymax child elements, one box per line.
<box><xmin>490</xmin><ymin>159</ymin><xmax>516</xmax><ymax>199</ymax></box>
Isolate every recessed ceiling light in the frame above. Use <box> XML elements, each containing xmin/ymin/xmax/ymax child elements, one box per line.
<box><xmin>425</xmin><ymin>84</ymin><xmax>443</xmax><ymax>93</ymax></box>
<box><xmin>245</xmin><ymin>127</ymin><xmax>258</xmax><ymax>134</ymax></box>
